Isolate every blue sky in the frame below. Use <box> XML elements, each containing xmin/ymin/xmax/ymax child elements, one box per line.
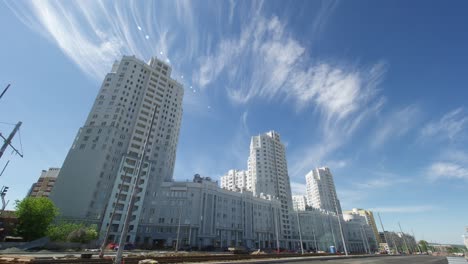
<box><xmin>1</xmin><ymin>0</ymin><xmax>467</xmax><ymax>244</ymax></box>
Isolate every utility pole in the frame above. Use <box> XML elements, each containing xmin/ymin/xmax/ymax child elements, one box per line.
<box><xmin>332</xmin><ymin>196</ymin><xmax>348</xmax><ymax>255</ymax></box>
<box><xmin>0</xmin><ymin>160</ymin><xmax>10</xmax><ymax>178</ymax></box>
<box><xmin>359</xmin><ymin>226</ymin><xmax>368</xmax><ymax>254</ymax></box>
<box><xmin>328</xmin><ymin>215</ymin><xmax>337</xmax><ymax>250</ymax></box>
<box><xmin>361</xmin><ymin>225</ymin><xmax>371</xmax><ymax>254</ymax></box>
<box><xmin>295</xmin><ymin>210</ymin><xmax>304</xmax><ymax>254</ymax></box>
<box><xmin>114</xmin><ymin>105</ymin><xmax>158</xmax><ymax>264</ymax></box>
<box><xmin>377</xmin><ymin>213</ymin><xmax>396</xmax><ymax>254</ymax></box>
<box><xmin>0</xmin><ymin>122</ymin><xmax>23</xmax><ymax>160</ymax></box>
<box><xmin>398</xmin><ymin>222</ymin><xmax>410</xmax><ymax>254</ymax></box>
<box><xmin>273</xmin><ymin>207</ymin><xmax>280</xmax><ymax>252</ymax></box>
<box><xmin>188</xmin><ymin>222</ymin><xmax>192</xmax><ymax>249</ymax></box>
<box><xmin>412</xmin><ymin>229</ymin><xmax>422</xmax><ymax>254</ymax></box>
<box><xmin>311</xmin><ymin>225</ymin><xmax>318</xmax><ymax>252</ymax></box>
<box><xmin>99</xmin><ymin>169</ymin><xmax>128</xmax><ymax>258</ymax></box>
<box><xmin>390</xmin><ymin>234</ymin><xmax>399</xmax><ymax>254</ymax></box>
<box><xmin>0</xmin><ymin>84</ymin><xmax>10</xmax><ymax>101</ymax></box>
<box><xmin>175</xmin><ymin>207</ymin><xmax>182</xmax><ymax>252</ymax></box>
<box><xmin>1</xmin><ymin>186</ymin><xmax>9</xmax><ymax>213</ymax></box>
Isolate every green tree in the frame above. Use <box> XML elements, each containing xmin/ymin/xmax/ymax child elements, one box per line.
<box><xmin>418</xmin><ymin>240</ymin><xmax>428</xmax><ymax>252</ymax></box>
<box><xmin>15</xmin><ymin>197</ymin><xmax>58</xmax><ymax>241</ymax></box>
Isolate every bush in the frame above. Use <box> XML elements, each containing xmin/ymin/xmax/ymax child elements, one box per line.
<box><xmin>47</xmin><ymin>222</ymin><xmax>98</xmax><ymax>243</ymax></box>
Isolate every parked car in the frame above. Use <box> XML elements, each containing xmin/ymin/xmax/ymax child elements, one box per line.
<box><xmin>107</xmin><ymin>242</ymin><xmax>118</xmax><ymax>250</ymax></box>
<box><xmin>113</xmin><ymin>243</ymin><xmax>135</xmax><ymax>251</ymax></box>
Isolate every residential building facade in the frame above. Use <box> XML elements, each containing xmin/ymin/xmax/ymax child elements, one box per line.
<box><xmin>292</xmin><ymin>195</ymin><xmax>307</xmax><ymax>211</ymax></box>
<box><xmin>343</xmin><ymin>211</ymin><xmax>378</xmax><ymax>252</ymax></box>
<box><xmin>28</xmin><ymin>167</ymin><xmax>60</xmax><ymax>198</ymax></box>
<box><xmin>247</xmin><ymin>131</ymin><xmax>294</xmax><ymax>248</ymax></box>
<box><xmin>305</xmin><ymin>167</ymin><xmax>342</xmax><ymax>214</ymax></box>
<box><xmin>129</xmin><ymin>175</ymin><xmax>281</xmax><ymax>250</ymax></box>
<box><xmin>50</xmin><ymin>55</ymin><xmax>184</xmax><ymax>243</ymax></box>
<box><xmin>220</xmin><ymin>169</ymin><xmax>248</xmax><ymax>192</ymax></box>
<box><xmin>343</xmin><ymin>208</ymin><xmax>380</xmax><ymax>244</ymax></box>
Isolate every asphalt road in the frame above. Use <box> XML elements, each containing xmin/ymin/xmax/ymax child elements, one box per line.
<box><xmin>272</xmin><ymin>255</ymin><xmax>448</xmax><ymax>264</ymax></box>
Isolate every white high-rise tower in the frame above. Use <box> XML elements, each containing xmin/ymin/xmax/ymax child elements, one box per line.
<box><xmin>305</xmin><ymin>167</ymin><xmax>342</xmax><ymax>214</ymax></box>
<box><xmin>247</xmin><ymin>131</ymin><xmax>293</xmax><ymax>247</ymax></box>
<box><xmin>50</xmin><ymin>56</ymin><xmax>183</xmax><ymax>243</ymax></box>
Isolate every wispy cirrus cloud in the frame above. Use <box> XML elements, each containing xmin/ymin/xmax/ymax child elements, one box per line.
<box><xmin>353</xmin><ymin>177</ymin><xmax>411</xmax><ymax>189</ymax></box>
<box><xmin>309</xmin><ymin>0</ymin><xmax>339</xmax><ymax>39</ymax></box>
<box><xmin>370</xmin><ymin>105</ymin><xmax>421</xmax><ymax>149</ymax></box>
<box><xmin>370</xmin><ymin>205</ymin><xmax>437</xmax><ymax>213</ymax></box>
<box><xmin>338</xmin><ymin>170</ymin><xmax>411</xmax><ymax>209</ymax></box>
<box><xmin>192</xmin><ymin>2</ymin><xmax>387</xmax><ymax>177</ymax></box>
<box><xmin>5</xmin><ymin>0</ymin><xmax>199</xmax><ymax>80</ymax></box>
<box><xmin>427</xmin><ymin>162</ymin><xmax>468</xmax><ymax>181</ymax></box>
<box><xmin>425</xmin><ymin>148</ymin><xmax>468</xmax><ymax>181</ymax></box>
<box><xmin>421</xmin><ymin>107</ymin><xmax>468</xmax><ymax>142</ymax></box>
<box><xmin>196</xmin><ymin>10</ymin><xmax>386</xmax><ymax>124</ymax></box>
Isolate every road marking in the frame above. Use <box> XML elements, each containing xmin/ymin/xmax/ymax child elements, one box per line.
<box><xmin>447</xmin><ymin>257</ymin><xmax>467</xmax><ymax>264</ymax></box>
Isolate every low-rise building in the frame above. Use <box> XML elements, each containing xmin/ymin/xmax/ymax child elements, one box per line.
<box><xmin>343</xmin><ymin>211</ymin><xmax>378</xmax><ymax>253</ymax></box>
<box><xmin>0</xmin><ymin>210</ymin><xmax>19</xmax><ymax>241</ymax></box>
<box><xmin>102</xmin><ymin>175</ymin><xmax>282</xmax><ymax>250</ymax></box>
<box><xmin>343</xmin><ymin>208</ymin><xmax>380</xmax><ymax>244</ymax></box>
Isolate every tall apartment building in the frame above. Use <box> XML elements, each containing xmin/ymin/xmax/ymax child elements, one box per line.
<box><xmin>220</xmin><ymin>169</ymin><xmax>249</xmax><ymax>192</ymax></box>
<box><xmin>27</xmin><ymin>168</ymin><xmax>60</xmax><ymax>197</ymax></box>
<box><xmin>50</xmin><ymin>56</ymin><xmax>184</xmax><ymax>242</ymax></box>
<box><xmin>247</xmin><ymin>131</ymin><xmax>293</xmax><ymax>247</ymax></box>
<box><xmin>305</xmin><ymin>167</ymin><xmax>342</xmax><ymax>214</ymax></box>
<box><xmin>292</xmin><ymin>195</ymin><xmax>307</xmax><ymax>211</ymax></box>
<box><xmin>343</xmin><ymin>208</ymin><xmax>380</xmax><ymax>244</ymax></box>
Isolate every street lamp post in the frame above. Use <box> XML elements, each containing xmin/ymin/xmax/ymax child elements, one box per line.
<box><xmin>99</xmin><ymin>169</ymin><xmax>128</xmax><ymax>258</ymax></box>
<box><xmin>332</xmin><ymin>197</ymin><xmax>348</xmax><ymax>256</ymax></box>
<box><xmin>295</xmin><ymin>210</ymin><xmax>304</xmax><ymax>254</ymax></box>
<box><xmin>175</xmin><ymin>207</ymin><xmax>182</xmax><ymax>252</ymax></box>
<box><xmin>114</xmin><ymin>105</ymin><xmax>158</xmax><ymax>264</ymax></box>
<box><xmin>398</xmin><ymin>222</ymin><xmax>410</xmax><ymax>254</ymax></box>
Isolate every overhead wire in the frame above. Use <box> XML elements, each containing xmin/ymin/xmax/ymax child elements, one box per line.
<box><xmin>18</xmin><ymin>128</ymin><xmax>24</xmax><ymax>156</ymax></box>
<box><xmin>0</xmin><ymin>122</ymin><xmax>16</xmax><ymax>126</ymax></box>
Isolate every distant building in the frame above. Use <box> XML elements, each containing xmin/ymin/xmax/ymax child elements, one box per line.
<box><xmin>343</xmin><ymin>208</ymin><xmax>380</xmax><ymax>244</ymax></box>
<box><xmin>248</xmin><ymin>131</ymin><xmax>294</xmax><ymax>247</ymax></box>
<box><xmin>220</xmin><ymin>169</ymin><xmax>248</xmax><ymax>192</ymax></box>
<box><xmin>0</xmin><ymin>210</ymin><xmax>19</xmax><ymax>241</ymax></box>
<box><xmin>27</xmin><ymin>168</ymin><xmax>60</xmax><ymax>198</ymax></box>
<box><xmin>292</xmin><ymin>195</ymin><xmax>307</xmax><ymax>211</ymax></box>
<box><xmin>342</xmin><ymin>210</ymin><xmax>378</xmax><ymax>252</ymax></box>
<box><xmin>305</xmin><ymin>167</ymin><xmax>342</xmax><ymax>214</ymax></box>
<box><xmin>379</xmin><ymin>231</ymin><xmax>417</xmax><ymax>254</ymax></box>
<box><xmin>464</xmin><ymin>226</ymin><xmax>468</xmax><ymax>249</ymax></box>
